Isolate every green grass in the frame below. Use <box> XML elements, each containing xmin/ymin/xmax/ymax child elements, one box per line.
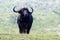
<box><xmin>0</xmin><ymin>0</ymin><xmax>60</xmax><ymax>40</ymax></box>
<box><xmin>0</xmin><ymin>11</ymin><xmax>60</xmax><ymax>40</ymax></box>
<box><xmin>0</xmin><ymin>33</ymin><xmax>60</xmax><ymax>40</ymax></box>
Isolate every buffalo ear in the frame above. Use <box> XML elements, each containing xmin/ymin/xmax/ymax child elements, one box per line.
<box><xmin>29</xmin><ymin>12</ymin><xmax>32</xmax><ymax>14</ymax></box>
<box><xmin>18</xmin><ymin>10</ymin><xmax>22</xmax><ymax>14</ymax></box>
<box><xmin>28</xmin><ymin>10</ymin><xmax>33</xmax><ymax>14</ymax></box>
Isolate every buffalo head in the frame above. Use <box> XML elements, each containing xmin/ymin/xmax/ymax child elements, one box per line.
<box><xmin>13</xmin><ymin>7</ymin><xmax>33</xmax><ymax>16</ymax></box>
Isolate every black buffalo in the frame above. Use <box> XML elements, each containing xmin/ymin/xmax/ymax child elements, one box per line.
<box><xmin>13</xmin><ymin>7</ymin><xmax>33</xmax><ymax>34</ymax></box>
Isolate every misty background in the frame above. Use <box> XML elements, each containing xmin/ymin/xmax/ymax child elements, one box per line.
<box><xmin>0</xmin><ymin>0</ymin><xmax>60</xmax><ymax>34</ymax></box>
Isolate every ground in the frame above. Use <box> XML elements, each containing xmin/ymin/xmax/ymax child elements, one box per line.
<box><xmin>0</xmin><ymin>33</ymin><xmax>60</xmax><ymax>40</ymax></box>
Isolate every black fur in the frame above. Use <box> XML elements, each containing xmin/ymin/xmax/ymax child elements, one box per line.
<box><xmin>13</xmin><ymin>7</ymin><xmax>33</xmax><ymax>34</ymax></box>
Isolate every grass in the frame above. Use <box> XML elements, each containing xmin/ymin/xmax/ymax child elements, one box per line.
<box><xmin>0</xmin><ymin>33</ymin><xmax>60</xmax><ymax>40</ymax></box>
<box><xmin>0</xmin><ymin>12</ymin><xmax>60</xmax><ymax>40</ymax></box>
<box><xmin>0</xmin><ymin>0</ymin><xmax>60</xmax><ymax>40</ymax></box>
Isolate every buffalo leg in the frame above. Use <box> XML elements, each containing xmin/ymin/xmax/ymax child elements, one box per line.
<box><xmin>27</xmin><ymin>23</ymin><xmax>32</xmax><ymax>34</ymax></box>
<box><xmin>18</xmin><ymin>24</ymin><xmax>23</xmax><ymax>33</ymax></box>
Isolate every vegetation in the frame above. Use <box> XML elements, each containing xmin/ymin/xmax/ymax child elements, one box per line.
<box><xmin>0</xmin><ymin>0</ymin><xmax>60</xmax><ymax>40</ymax></box>
<box><xmin>0</xmin><ymin>33</ymin><xmax>60</xmax><ymax>40</ymax></box>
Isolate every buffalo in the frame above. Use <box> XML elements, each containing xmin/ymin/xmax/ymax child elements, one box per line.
<box><xmin>13</xmin><ymin>7</ymin><xmax>33</xmax><ymax>34</ymax></box>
